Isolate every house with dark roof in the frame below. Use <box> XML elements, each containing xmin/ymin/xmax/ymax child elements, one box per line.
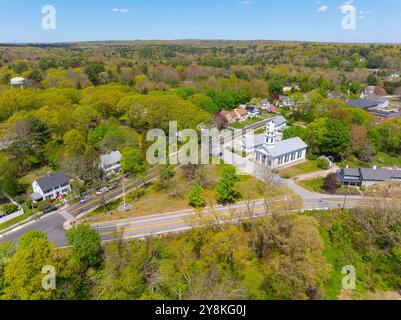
<box><xmin>31</xmin><ymin>171</ymin><xmax>71</xmax><ymax>202</ymax></box>
<box><xmin>347</xmin><ymin>96</ymin><xmax>396</xmax><ymax>120</ymax></box>
<box><xmin>346</xmin><ymin>99</ymin><xmax>381</xmax><ymax>109</ymax></box>
<box><xmin>245</xmin><ymin>105</ymin><xmax>260</xmax><ymax>118</ymax></box>
<box><xmin>348</xmin><ymin>94</ymin><xmax>389</xmax><ymax>109</ymax></box>
<box><xmin>337</xmin><ymin>167</ymin><xmax>401</xmax><ymax>187</ymax></box>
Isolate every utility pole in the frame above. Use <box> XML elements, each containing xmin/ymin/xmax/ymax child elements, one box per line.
<box><xmin>342</xmin><ymin>187</ymin><xmax>348</xmax><ymax>210</ymax></box>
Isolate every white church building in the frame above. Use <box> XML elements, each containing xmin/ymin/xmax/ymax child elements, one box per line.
<box><xmin>254</xmin><ymin>119</ymin><xmax>308</xmax><ymax>169</ymax></box>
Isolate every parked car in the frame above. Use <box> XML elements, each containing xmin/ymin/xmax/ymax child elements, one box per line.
<box><xmin>109</xmin><ymin>183</ymin><xmax>119</xmax><ymax>191</ymax></box>
<box><xmin>80</xmin><ymin>196</ymin><xmax>92</xmax><ymax>204</ymax></box>
<box><xmin>43</xmin><ymin>205</ymin><xmax>57</xmax><ymax>214</ymax></box>
<box><xmin>96</xmin><ymin>187</ymin><xmax>109</xmax><ymax>195</ymax></box>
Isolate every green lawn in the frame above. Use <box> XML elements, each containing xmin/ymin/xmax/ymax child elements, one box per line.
<box><xmin>230</xmin><ymin>117</ymin><xmax>264</xmax><ymax>129</ymax></box>
<box><xmin>337</xmin><ymin>152</ymin><xmax>401</xmax><ymax>170</ymax></box>
<box><xmin>0</xmin><ymin>206</ymin><xmax>33</xmax><ymax>232</ymax></box>
<box><xmin>279</xmin><ymin>160</ymin><xmax>321</xmax><ymax>179</ymax></box>
<box><xmin>298</xmin><ymin>177</ymin><xmax>325</xmax><ymax>193</ymax></box>
<box><xmin>19</xmin><ymin>166</ymin><xmax>52</xmax><ymax>193</ymax></box>
<box><xmin>374</xmin><ymin>152</ymin><xmax>401</xmax><ymax>167</ymax></box>
<box><xmin>84</xmin><ymin>164</ymin><xmax>298</xmax><ymax>223</ymax></box>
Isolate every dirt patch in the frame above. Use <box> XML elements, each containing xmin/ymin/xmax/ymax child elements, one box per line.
<box><xmin>339</xmin><ymin>289</ymin><xmax>401</xmax><ymax>300</ymax></box>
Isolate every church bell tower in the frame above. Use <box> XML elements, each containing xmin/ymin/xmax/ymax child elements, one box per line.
<box><xmin>265</xmin><ymin>120</ymin><xmax>277</xmax><ymax>147</ymax></box>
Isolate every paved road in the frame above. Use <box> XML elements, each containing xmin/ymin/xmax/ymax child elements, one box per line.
<box><xmin>92</xmin><ymin>196</ymin><xmax>364</xmax><ymax>246</ymax></box>
<box><xmin>0</xmin><ymin>126</ymin><xmax>363</xmax><ymax>247</ymax></box>
<box><xmin>0</xmin><ymin>192</ymin><xmax>364</xmax><ymax>248</ymax></box>
<box><xmin>0</xmin><ymin>171</ymin><xmax>159</xmax><ymax>246</ymax></box>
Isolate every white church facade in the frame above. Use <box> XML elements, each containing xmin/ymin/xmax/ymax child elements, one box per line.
<box><xmin>254</xmin><ymin>119</ymin><xmax>308</xmax><ymax>169</ymax></box>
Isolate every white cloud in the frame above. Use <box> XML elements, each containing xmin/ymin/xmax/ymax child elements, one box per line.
<box><xmin>112</xmin><ymin>8</ymin><xmax>130</xmax><ymax>14</ymax></box>
<box><xmin>339</xmin><ymin>0</ymin><xmax>355</xmax><ymax>13</ymax></box>
<box><xmin>317</xmin><ymin>5</ymin><xmax>328</xmax><ymax>12</ymax></box>
<box><xmin>238</xmin><ymin>1</ymin><xmax>253</xmax><ymax>5</ymax></box>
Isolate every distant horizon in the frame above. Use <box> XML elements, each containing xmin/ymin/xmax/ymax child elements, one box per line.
<box><xmin>1</xmin><ymin>39</ymin><xmax>400</xmax><ymax>46</ymax></box>
<box><xmin>1</xmin><ymin>0</ymin><xmax>401</xmax><ymax>44</ymax></box>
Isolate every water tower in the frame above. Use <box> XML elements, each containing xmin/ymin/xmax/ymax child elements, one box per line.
<box><xmin>10</xmin><ymin>77</ymin><xmax>27</xmax><ymax>89</ymax></box>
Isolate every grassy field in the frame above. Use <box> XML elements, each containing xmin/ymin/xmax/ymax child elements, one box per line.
<box><xmin>229</xmin><ymin>113</ymin><xmax>273</xmax><ymax>129</ymax></box>
<box><xmin>374</xmin><ymin>152</ymin><xmax>401</xmax><ymax>167</ymax></box>
<box><xmin>230</xmin><ymin>117</ymin><xmax>264</xmax><ymax>129</ymax></box>
<box><xmin>84</xmin><ymin>164</ymin><xmax>296</xmax><ymax>223</ymax></box>
<box><xmin>279</xmin><ymin>160</ymin><xmax>321</xmax><ymax>179</ymax></box>
<box><xmin>298</xmin><ymin>177</ymin><xmax>325</xmax><ymax>193</ymax></box>
<box><xmin>19</xmin><ymin>166</ymin><xmax>52</xmax><ymax>193</ymax></box>
<box><xmin>337</xmin><ymin>152</ymin><xmax>401</xmax><ymax>169</ymax></box>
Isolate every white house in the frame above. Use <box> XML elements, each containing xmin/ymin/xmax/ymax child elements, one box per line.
<box><xmin>254</xmin><ymin>120</ymin><xmax>307</xmax><ymax>169</ymax></box>
<box><xmin>238</xmin><ymin>116</ymin><xmax>288</xmax><ymax>153</ymax></box>
<box><xmin>245</xmin><ymin>105</ymin><xmax>260</xmax><ymax>118</ymax></box>
<box><xmin>100</xmin><ymin>151</ymin><xmax>122</xmax><ymax>175</ymax></box>
<box><xmin>10</xmin><ymin>77</ymin><xmax>26</xmax><ymax>89</ymax></box>
<box><xmin>277</xmin><ymin>96</ymin><xmax>295</xmax><ymax>109</ymax></box>
<box><xmin>271</xmin><ymin>115</ymin><xmax>288</xmax><ymax>132</ymax></box>
<box><xmin>260</xmin><ymin>99</ymin><xmax>270</xmax><ymax>111</ymax></box>
<box><xmin>31</xmin><ymin>171</ymin><xmax>71</xmax><ymax>202</ymax></box>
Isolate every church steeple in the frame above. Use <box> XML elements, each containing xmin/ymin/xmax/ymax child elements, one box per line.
<box><xmin>265</xmin><ymin>120</ymin><xmax>277</xmax><ymax>147</ymax></box>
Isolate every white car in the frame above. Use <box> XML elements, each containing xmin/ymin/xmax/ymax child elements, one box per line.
<box><xmin>80</xmin><ymin>196</ymin><xmax>92</xmax><ymax>204</ymax></box>
<box><xmin>96</xmin><ymin>187</ymin><xmax>109</xmax><ymax>195</ymax></box>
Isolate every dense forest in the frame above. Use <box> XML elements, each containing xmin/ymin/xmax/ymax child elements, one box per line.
<box><xmin>1</xmin><ymin>41</ymin><xmax>401</xmax><ymax>300</ymax></box>
<box><xmin>1</xmin><ymin>42</ymin><xmax>401</xmax><ymax>204</ymax></box>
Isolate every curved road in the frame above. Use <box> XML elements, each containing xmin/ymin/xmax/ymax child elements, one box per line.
<box><xmin>0</xmin><ymin>124</ymin><xmax>365</xmax><ymax>247</ymax></box>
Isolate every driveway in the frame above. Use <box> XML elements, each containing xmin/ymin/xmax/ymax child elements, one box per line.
<box><xmin>292</xmin><ymin>164</ymin><xmax>340</xmax><ymax>182</ymax></box>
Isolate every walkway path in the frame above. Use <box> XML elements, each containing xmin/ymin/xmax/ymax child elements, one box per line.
<box><xmin>292</xmin><ymin>164</ymin><xmax>340</xmax><ymax>182</ymax></box>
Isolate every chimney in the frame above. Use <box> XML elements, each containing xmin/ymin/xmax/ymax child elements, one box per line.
<box><xmin>373</xmin><ymin>165</ymin><xmax>377</xmax><ymax>170</ymax></box>
<box><xmin>346</xmin><ymin>165</ymin><xmax>349</xmax><ymax>169</ymax></box>
<box><xmin>47</xmin><ymin>171</ymin><xmax>54</xmax><ymax>177</ymax></box>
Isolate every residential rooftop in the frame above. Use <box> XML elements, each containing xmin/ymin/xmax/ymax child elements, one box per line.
<box><xmin>35</xmin><ymin>171</ymin><xmax>69</xmax><ymax>191</ymax></box>
<box><xmin>346</xmin><ymin>99</ymin><xmax>380</xmax><ymax>109</ymax></box>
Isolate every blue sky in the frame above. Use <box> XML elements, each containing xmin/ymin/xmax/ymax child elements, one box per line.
<box><xmin>0</xmin><ymin>0</ymin><xmax>400</xmax><ymax>43</ymax></box>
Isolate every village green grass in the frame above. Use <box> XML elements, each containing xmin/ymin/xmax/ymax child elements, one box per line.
<box><xmin>279</xmin><ymin>160</ymin><xmax>321</xmax><ymax>179</ymax></box>
<box><xmin>229</xmin><ymin>113</ymin><xmax>272</xmax><ymax>129</ymax></box>
<box><xmin>84</xmin><ymin>164</ymin><xmax>297</xmax><ymax>223</ymax></box>
<box><xmin>298</xmin><ymin>177</ymin><xmax>325</xmax><ymax>193</ymax></box>
<box><xmin>230</xmin><ymin>117</ymin><xmax>264</xmax><ymax>129</ymax></box>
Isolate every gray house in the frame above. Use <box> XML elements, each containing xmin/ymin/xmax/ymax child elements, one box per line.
<box><xmin>100</xmin><ymin>151</ymin><xmax>122</xmax><ymax>175</ymax></box>
<box><xmin>337</xmin><ymin>167</ymin><xmax>401</xmax><ymax>187</ymax></box>
<box><xmin>271</xmin><ymin>115</ymin><xmax>288</xmax><ymax>132</ymax></box>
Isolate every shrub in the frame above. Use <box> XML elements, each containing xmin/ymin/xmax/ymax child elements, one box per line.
<box><xmin>3</xmin><ymin>204</ymin><xmax>19</xmax><ymax>216</ymax></box>
<box><xmin>189</xmin><ymin>185</ymin><xmax>206</xmax><ymax>208</ymax></box>
<box><xmin>324</xmin><ymin>173</ymin><xmax>340</xmax><ymax>192</ymax></box>
<box><xmin>317</xmin><ymin>157</ymin><xmax>331</xmax><ymax>170</ymax></box>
